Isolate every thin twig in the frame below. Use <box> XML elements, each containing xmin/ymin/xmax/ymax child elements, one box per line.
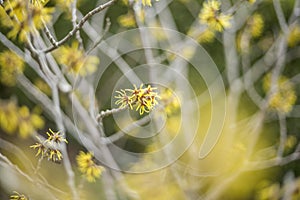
<box><xmin>43</xmin><ymin>0</ymin><xmax>117</xmax><ymax>53</ymax></box>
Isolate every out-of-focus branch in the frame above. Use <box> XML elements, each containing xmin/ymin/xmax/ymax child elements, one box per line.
<box><xmin>277</xmin><ymin>113</ymin><xmax>287</xmax><ymax>157</ymax></box>
<box><xmin>273</xmin><ymin>0</ymin><xmax>289</xmax><ymax>33</ymax></box>
<box><xmin>43</xmin><ymin>0</ymin><xmax>117</xmax><ymax>53</ymax></box>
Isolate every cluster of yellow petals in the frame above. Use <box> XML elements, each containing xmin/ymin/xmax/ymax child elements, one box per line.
<box><xmin>30</xmin><ymin>129</ymin><xmax>67</xmax><ymax>163</ymax></box>
<box><xmin>0</xmin><ymin>50</ymin><xmax>24</xmax><ymax>86</ymax></box>
<box><xmin>0</xmin><ymin>101</ymin><xmax>44</xmax><ymax>138</ymax></box>
<box><xmin>159</xmin><ymin>88</ymin><xmax>180</xmax><ymax>116</ymax></box>
<box><xmin>115</xmin><ymin>84</ymin><xmax>160</xmax><ymax>115</ymax></box>
<box><xmin>1</xmin><ymin>0</ymin><xmax>54</xmax><ymax>42</ymax></box>
<box><xmin>76</xmin><ymin>151</ymin><xmax>105</xmax><ymax>182</ymax></box>
<box><xmin>55</xmin><ymin>42</ymin><xmax>99</xmax><ymax>76</ymax></box>
<box><xmin>199</xmin><ymin>0</ymin><xmax>232</xmax><ymax>32</ymax></box>
<box><xmin>263</xmin><ymin>74</ymin><xmax>297</xmax><ymax>114</ymax></box>
<box><xmin>287</xmin><ymin>25</ymin><xmax>300</xmax><ymax>47</ymax></box>
<box><xmin>247</xmin><ymin>13</ymin><xmax>264</xmax><ymax>38</ymax></box>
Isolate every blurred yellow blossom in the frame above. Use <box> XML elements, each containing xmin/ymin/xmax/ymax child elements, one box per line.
<box><xmin>54</xmin><ymin>0</ymin><xmax>74</xmax><ymax>11</ymax></box>
<box><xmin>56</xmin><ymin>42</ymin><xmax>99</xmax><ymax>76</ymax></box>
<box><xmin>76</xmin><ymin>151</ymin><xmax>105</xmax><ymax>182</ymax></box>
<box><xmin>18</xmin><ymin>106</ymin><xmax>45</xmax><ymax>138</ymax></box>
<box><xmin>0</xmin><ymin>50</ymin><xmax>24</xmax><ymax>86</ymax></box>
<box><xmin>135</xmin><ymin>0</ymin><xmax>159</xmax><ymax>6</ymax></box>
<box><xmin>160</xmin><ymin>88</ymin><xmax>180</xmax><ymax>116</ymax></box>
<box><xmin>2</xmin><ymin>0</ymin><xmax>54</xmax><ymax>42</ymax></box>
<box><xmin>118</xmin><ymin>13</ymin><xmax>136</xmax><ymax>28</ymax></box>
<box><xmin>32</xmin><ymin>0</ymin><xmax>50</xmax><ymax>7</ymax></box>
<box><xmin>0</xmin><ymin>101</ymin><xmax>19</xmax><ymax>134</ymax></box>
<box><xmin>34</xmin><ymin>79</ymin><xmax>51</xmax><ymax>96</ymax></box>
<box><xmin>115</xmin><ymin>84</ymin><xmax>160</xmax><ymax>115</ymax></box>
<box><xmin>263</xmin><ymin>74</ymin><xmax>297</xmax><ymax>114</ymax></box>
<box><xmin>199</xmin><ymin>0</ymin><xmax>232</xmax><ymax>32</ymax></box>
<box><xmin>287</xmin><ymin>25</ymin><xmax>300</xmax><ymax>47</ymax></box>
<box><xmin>10</xmin><ymin>191</ymin><xmax>28</xmax><ymax>200</ymax></box>
<box><xmin>197</xmin><ymin>29</ymin><xmax>215</xmax><ymax>43</ymax></box>
<box><xmin>0</xmin><ymin>101</ymin><xmax>44</xmax><ymax>138</ymax></box>
<box><xmin>247</xmin><ymin>0</ymin><xmax>256</xmax><ymax>4</ymax></box>
<box><xmin>247</xmin><ymin>13</ymin><xmax>264</xmax><ymax>38</ymax></box>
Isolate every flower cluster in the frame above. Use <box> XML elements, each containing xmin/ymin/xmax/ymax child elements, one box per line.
<box><xmin>10</xmin><ymin>191</ymin><xmax>28</xmax><ymax>200</ymax></box>
<box><xmin>287</xmin><ymin>25</ymin><xmax>300</xmax><ymax>47</ymax></box>
<box><xmin>55</xmin><ymin>42</ymin><xmax>99</xmax><ymax>76</ymax></box>
<box><xmin>0</xmin><ymin>0</ymin><xmax>54</xmax><ymax>42</ymax></box>
<box><xmin>263</xmin><ymin>74</ymin><xmax>297</xmax><ymax>114</ymax></box>
<box><xmin>247</xmin><ymin>13</ymin><xmax>264</xmax><ymax>38</ymax></box>
<box><xmin>198</xmin><ymin>0</ymin><xmax>232</xmax><ymax>32</ymax></box>
<box><xmin>0</xmin><ymin>50</ymin><xmax>24</xmax><ymax>86</ymax></box>
<box><xmin>0</xmin><ymin>101</ymin><xmax>44</xmax><ymax>138</ymax></box>
<box><xmin>115</xmin><ymin>84</ymin><xmax>160</xmax><ymax>115</ymax></box>
<box><xmin>76</xmin><ymin>151</ymin><xmax>105</xmax><ymax>182</ymax></box>
<box><xmin>159</xmin><ymin>88</ymin><xmax>180</xmax><ymax>116</ymax></box>
<box><xmin>30</xmin><ymin>129</ymin><xmax>67</xmax><ymax>163</ymax></box>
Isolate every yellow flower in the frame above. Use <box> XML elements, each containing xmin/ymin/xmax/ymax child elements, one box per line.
<box><xmin>159</xmin><ymin>88</ymin><xmax>180</xmax><ymax>116</ymax></box>
<box><xmin>247</xmin><ymin>0</ymin><xmax>256</xmax><ymax>4</ymax></box>
<box><xmin>76</xmin><ymin>151</ymin><xmax>105</xmax><ymax>182</ymax></box>
<box><xmin>54</xmin><ymin>0</ymin><xmax>74</xmax><ymax>11</ymax></box>
<box><xmin>197</xmin><ymin>29</ymin><xmax>215</xmax><ymax>43</ymax></box>
<box><xmin>247</xmin><ymin>13</ymin><xmax>264</xmax><ymax>38</ymax></box>
<box><xmin>30</xmin><ymin>129</ymin><xmax>66</xmax><ymax>163</ymax></box>
<box><xmin>30</xmin><ymin>140</ymin><xmax>47</xmax><ymax>157</ymax></box>
<box><xmin>118</xmin><ymin>13</ymin><xmax>136</xmax><ymax>28</ymax></box>
<box><xmin>115</xmin><ymin>89</ymin><xmax>133</xmax><ymax>109</ymax></box>
<box><xmin>46</xmin><ymin>128</ymin><xmax>68</xmax><ymax>144</ymax></box>
<box><xmin>18</xmin><ymin>106</ymin><xmax>45</xmax><ymax>138</ymax></box>
<box><xmin>0</xmin><ymin>50</ymin><xmax>24</xmax><ymax>86</ymax></box>
<box><xmin>134</xmin><ymin>0</ymin><xmax>159</xmax><ymax>6</ymax></box>
<box><xmin>34</xmin><ymin>79</ymin><xmax>52</xmax><ymax>96</ymax></box>
<box><xmin>199</xmin><ymin>0</ymin><xmax>232</xmax><ymax>32</ymax></box>
<box><xmin>31</xmin><ymin>0</ymin><xmax>50</xmax><ymax>7</ymax></box>
<box><xmin>56</xmin><ymin>42</ymin><xmax>99</xmax><ymax>76</ymax></box>
<box><xmin>287</xmin><ymin>25</ymin><xmax>300</xmax><ymax>47</ymax></box>
<box><xmin>0</xmin><ymin>101</ymin><xmax>19</xmax><ymax>134</ymax></box>
<box><xmin>10</xmin><ymin>191</ymin><xmax>28</xmax><ymax>200</ymax></box>
<box><xmin>47</xmin><ymin>148</ymin><xmax>63</xmax><ymax>163</ymax></box>
<box><xmin>263</xmin><ymin>74</ymin><xmax>297</xmax><ymax>114</ymax></box>
<box><xmin>115</xmin><ymin>84</ymin><xmax>160</xmax><ymax>115</ymax></box>
<box><xmin>0</xmin><ymin>101</ymin><xmax>44</xmax><ymax>138</ymax></box>
<box><xmin>30</xmin><ymin>4</ymin><xmax>54</xmax><ymax>30</ymax></box>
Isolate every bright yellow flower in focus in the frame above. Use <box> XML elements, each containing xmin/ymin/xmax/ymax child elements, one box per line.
<box><xmin>76</xmin><ymin>151</ymin><xmax>105</xmax><ymax>182</ymax></box>
<box><xmin>115</xmin><ymin>84</ymin><xmax>160</xmax><ymax>115</ymax></box>
<box><xmin>56</xmin><ymin>42</ymin><xmax>99</xmax><ymax>76</ymax></box>
<box><xmin>287</xmin><ymin>25</ymin><xmax>300</xmax><ymax>47</ymax></box>
<box><xmin>199</xmin><ymin>0</ymin><xmax>232</xmax><ymax>32</ymax></box>
<box><xmin>263</xmin><ymin>74</ymin><xmax>297</xmax><ymax>114</ymax></box>
<box><xmin>0</xmin><ymin>50</ymin><xmax>24</xmax><ymax>86</ymax></box>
